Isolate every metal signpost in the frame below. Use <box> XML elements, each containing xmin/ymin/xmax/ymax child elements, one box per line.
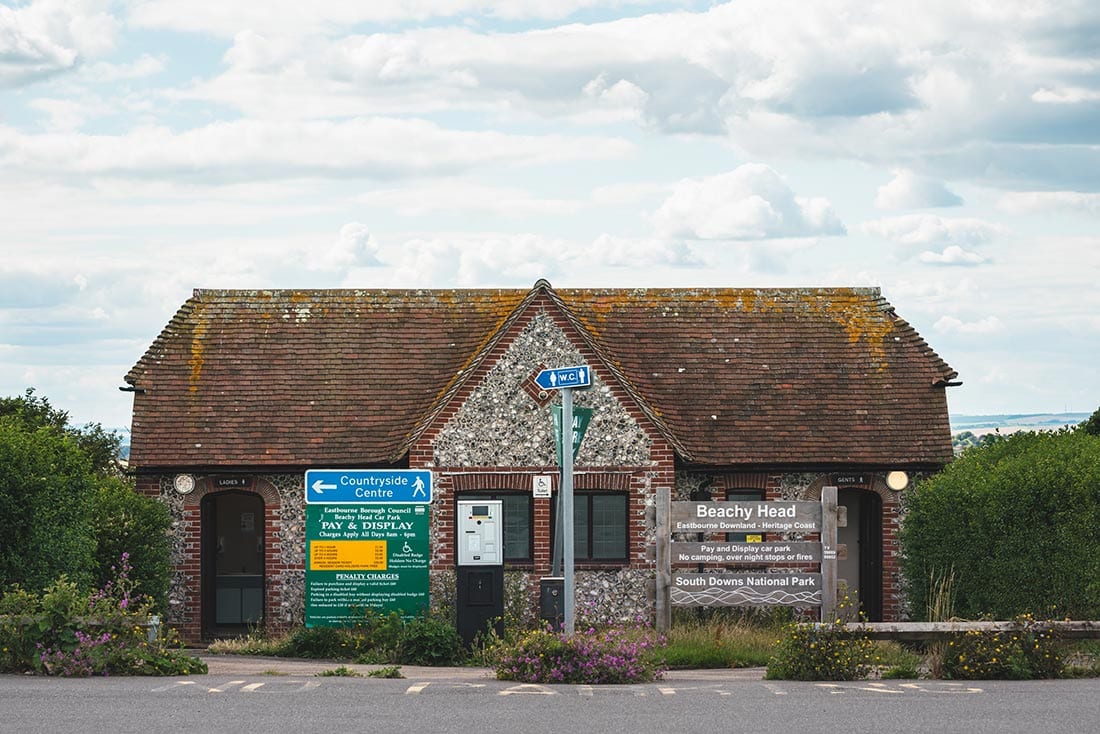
<box><xmin>304</xmin><ymin>469</ymin><xmax>432</xmax><ymax>627</ymax></box>
<box><xmin>535</xmin><ymin>365</ymin><xmax>591</xmax><ymax>635</ymax></box>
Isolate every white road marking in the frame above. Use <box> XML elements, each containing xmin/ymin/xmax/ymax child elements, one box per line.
<box><xmin>499</xmin><ymin>683</ymin><xmax>558</xmax><ymax>696</ymax></box>
<box><xmin>406</xmin><ymin>682</ymin><xmax>431</xmax><ymax>695</ymax></box>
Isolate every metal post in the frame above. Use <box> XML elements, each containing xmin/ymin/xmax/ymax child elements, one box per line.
<box><xmin>562</xmin><ymin>387</ymin><xmax>575</xmax><ymax>635</ymax></box>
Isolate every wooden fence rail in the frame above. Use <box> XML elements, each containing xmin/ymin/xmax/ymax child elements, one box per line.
<box><xmin>829</xmin><ymin>620</ymin><xmax>1100</xmax><ymax>641</ymax></box>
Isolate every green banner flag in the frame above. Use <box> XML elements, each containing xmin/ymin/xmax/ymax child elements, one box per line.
<box><xmin>551</xmin><ymin>404</ymin><xmax>594</xmax><ymax>465</ymax></box>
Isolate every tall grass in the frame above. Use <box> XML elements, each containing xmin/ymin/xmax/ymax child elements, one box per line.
<box><xmin>662</xmin><ymin>616</ymin><xmax>778</xmax><ymax>668</ymax></box>
<box><xmin>924</xmin><ymin>568</ymin><xmax>956</xmax><ymax>679</ymax></box>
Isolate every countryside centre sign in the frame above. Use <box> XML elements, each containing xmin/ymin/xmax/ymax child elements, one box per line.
<box><xmin>304</xmin><ymin>470</ymin><xmax>432</xmax><ymax>627</ymax></box>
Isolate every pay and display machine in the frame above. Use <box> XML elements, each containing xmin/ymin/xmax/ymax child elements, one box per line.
<box><xmin>456</xmin><ymin>500</ymin><xmax>504</xmax><ymax>646</ymax></box>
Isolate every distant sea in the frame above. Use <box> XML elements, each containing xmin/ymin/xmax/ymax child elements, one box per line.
<box><xmin>950</xmin><ymin>413</ymin><xmax>1090</xmax><ymax>436</ymax></box>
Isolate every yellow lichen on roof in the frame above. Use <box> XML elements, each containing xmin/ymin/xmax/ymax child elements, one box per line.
<box><xmin>821</xmin><ymin>295</ymin><xmax>894</xmax><ymax>370</ymax></box>
<box><xmin>188</xmin><ymin>306</ymin><xmax>208</xmax><ymax>393</ymax></box>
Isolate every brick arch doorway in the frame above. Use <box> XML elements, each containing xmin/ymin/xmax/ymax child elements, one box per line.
<box><xmin>201</xmin><ymin>490</ymin><xmax>265</xmax><ymax>638</ymax></box>
<box><xmin>838</xmin><ymin>488</ymin><xmax>883</xmax><ymax>621</ymax></box>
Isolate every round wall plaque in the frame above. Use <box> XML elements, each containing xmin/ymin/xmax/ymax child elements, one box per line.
<box><xmin>173</xmin><ymin>474</ymin><xmax>196</xmax><ymax>494</ymax></box>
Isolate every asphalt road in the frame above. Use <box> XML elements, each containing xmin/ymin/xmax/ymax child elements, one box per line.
<box><xmin>0</xmin><ymin>657</ymin><xmax>1096</xmax><ymax>734</ymax></box>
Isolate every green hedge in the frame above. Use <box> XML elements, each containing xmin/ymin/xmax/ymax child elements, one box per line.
<box><xmin>901</xmin><ymin>429</ymin><xmax>1100</xmax><ymax>620</ymax></box>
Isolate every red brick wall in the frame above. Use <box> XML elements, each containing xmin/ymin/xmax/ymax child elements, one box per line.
<box><xmin>152</xmin><ymin>475</ymin><xmax>288</xmax><ymax>643</ymax></box>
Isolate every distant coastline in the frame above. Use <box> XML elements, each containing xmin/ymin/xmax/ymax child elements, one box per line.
<box><xmin>950</xmin><ymin>412</ymin><xmax>1089</xmax><ymax>436</ymax></box>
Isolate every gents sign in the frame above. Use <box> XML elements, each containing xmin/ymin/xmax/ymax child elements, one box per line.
<box><xmin>671</xmin><ymin>572</ymin><xmax>822</xmax><ymax>607</ymax></box>
<box><xmin>671</xmin><ymin>541</ymin><xmax>822</xmax><ymax>565</ymax></box>
<box><xmin>671</xmin><ymin>501</ymin><xmax>822</xmax><ymax>533</ymax></box>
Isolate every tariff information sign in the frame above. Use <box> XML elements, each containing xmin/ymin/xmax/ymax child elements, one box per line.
<box><xmin>305</xmin><ymin>503</ymin><xmax>429</xmax><ymax>626</ymax></box>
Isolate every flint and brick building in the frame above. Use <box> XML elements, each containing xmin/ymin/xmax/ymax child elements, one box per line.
<box><xmin>124</xmin><ymin>280</ymin><xmax>957</xmax><ymax>641</ymax></box>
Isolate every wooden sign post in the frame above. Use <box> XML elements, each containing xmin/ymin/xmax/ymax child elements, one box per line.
<box><xmin>654</xmin><ymin>486</ymin><xmax>840</xmax><ymax>631</ymax></box>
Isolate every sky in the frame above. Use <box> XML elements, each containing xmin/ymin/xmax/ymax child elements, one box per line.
<box><xmin>1</xmin><ymin>0</ymin><xmax>1098</xmax><ymax>431</ymax></box>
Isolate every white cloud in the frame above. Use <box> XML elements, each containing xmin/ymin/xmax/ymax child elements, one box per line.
<box><xmin>651</xmin><ymin>164</ymin><xmax>845</xmax><ymax>240</ymax></box>
<box><xmin>307</xmin><ymin>223</ymin><xmax>382</xmax><ymax>271</ymax></box>
<box><xmin>28</xmin><ymin>97</ymin><xmax>90</xmax><ymax>132</ymax></box>
<box><xmin>359</xmin><ymin>182</ymin><xmax>584</xmax><ymax>217</ymax></box>
<box><xmin>576</xmin><ymin>74</ymin><xmax>649</xmax><ymax>124</ymax></box>
<box><xmin>934</xmin><ymin>315</ymin><xmax>1006</xmax><ymax>335</ymax></box>
<box><xmin>862</xmin><ymin>215</ymin><xmax>1006</xmax><ymax>248</ymax></box>
<box><xmin>129</xmin><ymin>0</ymin><xmax>674</xmax><ymax>36</ymax></box>
<box><xmin>0</xmin><ymin>5</ymin><xmax>77</xmax><ymax>87</ymax></box>
<box><xmin>0</xmin><ymin>0</ymin><xmax>117</xmax><ymax>87</ymax></box>
<box><xmin>363</xmin><ymin>231</ymin><xmax>703</xmax><ymax>287</ymax></box>
<box><xmin>918</xmin><ymin>246</ymin><xmax>985</xmax><ymax>266</ymax></box>
<box><xmin>875</xmin><ymin>169</ymin><xmax>963</xmax><ymax>209</ymax></box>
<box><xmin>79</xmin><ymin>53</ymin><xmax>165</xmax><ymax>82</ymax></box>
<box><xmin>997</xmin><ymin>191</ymin><xmax>1100</xmax><ymax>215</ymax></box>
<box><xmin>0</xmin><ymin>118</ymin><xmax>633</xmax><ymax>181</ymax></box>
<box><xmin>589</xmin><ymin>235</ymin><xmax>701</xmax><ymax>267</ymax></box>
<box><xmin>382</xmin><ymin>236</ymin><xmax>564</xmax><ymax>287</ymax></box>
<box><xmin>1032</xmin><ymin>87</ymin><xmax>1100</xmax><ymax>104</ymax></box>
<box><xmin>117</xmin><ymin>1</ymin><xmax>1100</xmax><ymax>194</ymax></box>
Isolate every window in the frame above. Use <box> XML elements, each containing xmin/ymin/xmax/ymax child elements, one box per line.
<box><xmin>462</xmin><ymin>493</ymin><xmax>532</xmax><ymax>563</ymax></box>
<box><xmin>726</xmin><ymin>488</ymin><xmax>765</xmax><ymax>543</ymax></box>
<box><xmin>555</xmin><ymin>492</ymin><xmax>628</xmax><ymax>563</ymax></box>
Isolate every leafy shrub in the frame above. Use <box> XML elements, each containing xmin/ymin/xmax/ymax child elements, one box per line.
<box><xmin>940</xmin><ymin>615</ymin><xmax>1063</xmax><ymax>680</ymax></box>
<box><xmin>901</xmin><ymin>429</ymin><xmax>1100</xmax><ymax>620</ymax></box>
<box><xmin>495</xmin><ymin>624</ymin><xmax>665</xmax><ymax>684</ymax></box>
<box><xmin>90</xmin><ymin>478</ymin><xmax>172</xmax><ymax>613</ymax></box>
<box><xmin>397</xmin><ymin>615</ymin><xmax>464</xmax><ymax>666</ymax></box>
<box><xmin>316</xmin><ymin>665</ymin><xmax>361</xmax><ymax>677</ymax></box>
<box><xmin>0</xmin><ymin>554</ymin><xmax>205</xmax><ymax>676</ymax></box>
<box><xmin>348</xmin><ymin>609</ymin><xmax>405</xmax><ymax>663</ymax></box>
<box><xmin>266</xmin><ymin>610</ymin><xmax>464</xmax><ymax>666</ymax></box>
<box><xmin>1</xmin><ymin>391</ymin><xmax>171</xmax><ymax>609</ymax></box>
<box><xmin>279</xmin><ymin>626</ymin><xmax>350</xmax><ymax>659</ymax></box>
<box><xmin>765</xmin><ymin>620</ymin><xmax>880</xmax><ymax>681</ymax></box>
<box><xmin>880</xmin><ymin>661</ymin><xmax>920</xmax><ymax>679</ymax></box>
<box><xmin>0</xmin><ymin>416</ymin><xmax>96</xmax><ymax>591</ymax></box>
<box><xmin>368</xmin><ymin>665</ymin><xmax>404</xmax><ymax>678</ymax></box>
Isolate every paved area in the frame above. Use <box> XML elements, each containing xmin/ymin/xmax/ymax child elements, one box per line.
<box><xmin>199</xmin><ymin>654</ymin><xmax>767</xmax><ymax>683</ymax></box>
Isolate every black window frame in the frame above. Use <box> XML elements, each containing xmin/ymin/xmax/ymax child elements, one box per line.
<box><xmin>552</xmin><ymin>491</ymin><xmax>629</xmax><ymax>564</ymax></box>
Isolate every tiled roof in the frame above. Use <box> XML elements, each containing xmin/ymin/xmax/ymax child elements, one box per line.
<box><xmin>125</xmin><ymin>283</ymin><xmax>956</xmax><ymax>469</ymax></box>
<box><xmin>559</xmin><ymin>287</ymin><xmax>956</xmax><ymax>466</ymax></box>
<box><xmin>126</xmin><ymin>288</ymin><xmax>525</xmax><ymax>469</ymax></box>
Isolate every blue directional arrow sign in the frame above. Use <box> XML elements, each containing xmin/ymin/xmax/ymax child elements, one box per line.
<box><xmin>535</xmin><ymin>365</ymin><xmax>591</xmax><ymax>390</ymax></box>
<box><xmin>305</xmin><ymin>469</ymin><xmax>432</xmax><ymax>504</ymax></box>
